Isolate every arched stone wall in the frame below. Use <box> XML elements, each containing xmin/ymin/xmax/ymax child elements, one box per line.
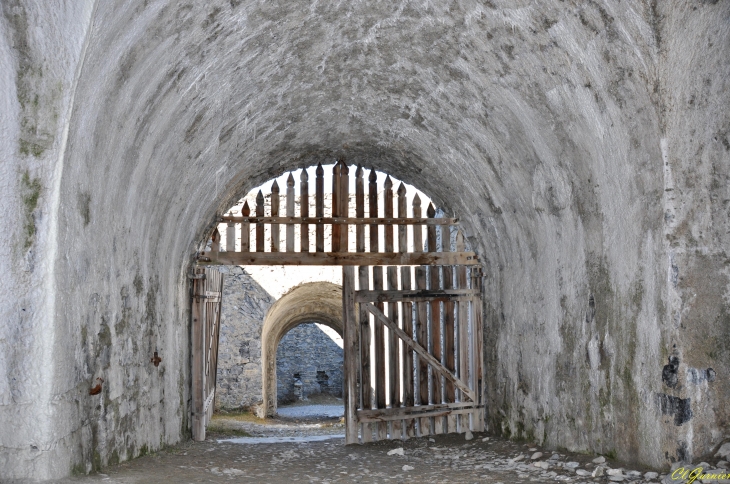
<box><xmin>260</xmin><ymin>282</ymin><xmax>343</xmax><ymax>417</ymax></box>
<box><xmin>1</xmin><ymin>0</ymin><xmax>729</xmax><ymax>479</ymax></box>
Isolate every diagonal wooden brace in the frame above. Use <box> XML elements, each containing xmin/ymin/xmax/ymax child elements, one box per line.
<box><xmin>362</xmin><ymin>302</ymin><xmax>476</xmax><ymax>402</ymax></box>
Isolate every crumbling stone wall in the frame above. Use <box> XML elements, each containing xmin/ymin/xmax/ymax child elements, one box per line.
<box><xmin>215</xmin><ymin>266</ymin><xmax>273</xmax><ymax>410</ymax></box>
<box><xmin>276</xmin><ymin>323</ymin><xmax>343</xmax><ymax>404</ymax></box>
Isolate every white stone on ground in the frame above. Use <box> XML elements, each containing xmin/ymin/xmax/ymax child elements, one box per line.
<box><xmin>387</xmin><ymin>448</ymin><xmax>404</xmax><ymax>456</ymax></box>
<box><xmin>716</xmin><ymin>443</ymin><xmax>730</xmax><ymax>460</ymax></box>
<box><xmin>465</xmin><ymin>430</ymin><xmax>473</xmax><ymax>441</ymax></box>
<box><xmin>644</xmin><ymin>471</ymin><xmax>659</xmax><ymax>479</ymax></box>
<box><xmin>607</xmin><ymin>468</ymin><xmax>624</xmax><ymax>476</ymax></box>
<box><xmin>575</xmin><ymin>469</ymin><xmax>591</xmax><ymax>476</ymax></box>
<box><xmin>402</xmin><ymin>465</ymin><xmax>414</xmax><ymax>471</ymax></box>
<box><xmin>593</xmin><ymin>456</ymin><xmax>606</xmax><ymax>464</ymax></box>
<box><xmin>531</xmin><ymin>452</ymin><xmax>543</xmax><ymax>459</ymax></box>
<box><xmin>566</xmin><ymin>461</ymin><xmax>580</xmax><ymax>468</ymax></box>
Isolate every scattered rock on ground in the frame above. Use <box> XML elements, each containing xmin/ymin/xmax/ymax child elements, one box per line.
<box><xmin>387</xmin><ymin>447</ymin><xmax>404</xmax><ymax>456</ymax></box>
<box><xmin>593</xmin><ymin>456</ymin><xmax>606</xmax><ymax>464</ymax></box>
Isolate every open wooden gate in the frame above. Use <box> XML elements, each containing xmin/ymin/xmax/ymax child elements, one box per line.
<box><xmin>342</xmin><ymin>236</ymin><xmax>484</xmax><ymax>444</ymax></box>
<box><xmin>195</xmin><ymin>160</ymin><xmax>483</xmax><ymax>443</ymax></box>
<box><xmin>191</xmin><ymin>266</ymin><xmax>223</xmax><ymax>441</ymax></box>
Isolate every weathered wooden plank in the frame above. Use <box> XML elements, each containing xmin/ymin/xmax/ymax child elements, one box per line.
<box><xmin>198</xmin><ymin>250</ymin><xmax>478</xmax><ymax>266</ymax></box>
<box><xmin>316</xmin><ymin>163</ymin><xmax>324</xmax><ymax>252</ymax></box>
<box><xmin>400</xmin><ymin>266</ymin><xmax>416</xmax><ymax>438</ymax></box>
<box><xmin>191</xmin><ymin>267</ymin><xmax>206</xmax><ymax>441</ymax></box>
<box><xmin>226</xmin><ymin>215</ymin><xmax>235</xmax><ymax>252</ymax></box>
<box><xmin>358</xmin><ymin>266</ymin><xmax>372</xmax><ymax>444</ymax></box>
<box><xmin>456</xmin><ymin>230</ymin><xmax>469</xmax><ymax>432</ymax></box>
<box><xmin>332</xmin><ymin>162</ymin><xmax>341</xmax><ymax>252</ymax></box>
<box><xmin>355</xmin><ymin>165</ymin><xmax>365</xmax><ymax>252</ymax></box>
<box><xmin>427</xmin><ymin>203</ymin><xmax>443</xmax><ymax>435</ymax></box>
<box><xmin>412</xmin><ymin>195</ymin><xmax>422</xmax><ymax>251</ymax></box>
<box><xmin>343</xmin><ymin>266</ymin><xmax>359</xmax><ymax>444</ymax></box>
<box><xmin>358</xmin><ymin>401</ymin><xmax>477</xmax><ymax>418</ymax></box>
<box><xmin>271</xmin><ymin>181</ymin><xmax>280</xmax><ymax>252</ymax></box>
<box><xmin>362</xmin><ymin>303</ymin><xmax>475</xmax><ymax>401</ymax></box>
<box><xmin>339</xmin><ymin>161</ymin><xmax>349</xmax><ymax>251</ymax></box>
<box><xmin>355</xmin><ymin>289</ymin><xmax>480</xmax><ymax>303</ymax></box>
<box><xmin>369</xmin><ymin>169</ymin><xmax>379</xmax><ymax>253</ymax></box>
<box><xmin>241</xmin><ymin>201</ymin><xmax>250</xmax><ymax>252</ymax></box>
<box><xmin>286</xmin><ymin>173</ymin><xmax>295</xmax><ymax>252</ymax></box>
<box><xmin>219</xmin><ymin>216</ymin><xmax>458</xmax><ymax>225</ymax></box>
<box><xmin>397</xmin><ymin>183</ymin><xmax>407</xmax><ymax>253</ymax></box>
<box><xmin>414</xmin><ymin>266</ymin><xmax>430</xmax><ymax>436</ymax></box>
<box><xmin>372</xmin><ymin>266</ymin><xmax>387</xmax><ymax>441</ymax></box>
<box><xmin>256</xmin><ymin>191</ymin><xmax>264</xmax><ymax>252</ymax></box>
<box><xmin>443</xmin><ymin>264</ymin><xmax>457</xmax><ymax>432</ymax></box>
<box><xmin>300</xmin><ymin>170</ymin><xmax>309</xmax><ymax>252</ymax></box>
<box><xmin>386</xmin><ymin>265</ymin><xmax>401</xmax><ymax>439</ymax></box>
<box><xmin>358</xmin><ymin>407</ymin><xmax>480</xmax><ymax>423</ymax></box>
<box><xmin>384</xmin><ymin>176</ymin><xmax>393</xmax><ymax>252</ymax></box>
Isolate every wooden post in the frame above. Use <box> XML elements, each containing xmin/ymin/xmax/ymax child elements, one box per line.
<box><xmin>286</xmin><ymin>173</ymin><xmax>295</xmax><ymax>252</ymax></box>
<box><xmin>359</xmin><ymin>265</ymin><xmax>372</xmax><ymax>443</ymax></box>
<box><xmin>256</xmin><ymin>191</ymin><xmax>264</xmax><ymax>252</ymax></box>
<box><xmin>226</xmin><ymin>213</ymin><xmax>235</xmax><ymax>252</ymax></box>
<box><xmin>271</xmin><ymin>181</ymin><xmax>280</xmax><ymax>252</ymax></box>
<box><xmin>332</xmin><ymin>162</ymin><xmax>341</xmax><ymax>252</ymax></box>
<box><xmin>456</xmin><ymin>229</ymin><xmax>469</xmax><ymax>432</ymax></box>
<box><xmin>339</xmin><ymin>161</ymin><xmax>349</xmax><ymax>251</ymax></box>
<box><xmin>427</xmin><ymin>203</ymin><xmax>443</xmax><ymax>435</ymax></box>
<box><xmin>369</xmin><ymin>169</ymin><xmax>378</xmax><ymax>252</ymax></box>
<box><xmin>192</xmin><ymin>267</ymin><xmax>206</xmax><ymax>441</ymax></box>
<box><xmin>400</xmin><ymin>266</ymin><xmax>416</xmax><ymax>438</ymax></box>
<box><xmin>241</xmin><ymin>201</ymin><xmax>250</xmax><ymax>252</ymax></box>
<box><xmin>415</xmin><ymin>265</ymin><xmax>430</xmax><ymax>436</ymax></box>
<box><xmin>444</xmin><ymin>263</ymin><xmax>456</xmax><ymax>432</ymax></box>
<box><xmin>355</xmin><ymin>165</ymin><xmax>365</xmax><ymax>252</ymax></box>
<box><xmin>300</xmin><ymin>170</ymin><xmax>309</xmax><ymax>252</ymax></box>
<box><xmin>387</xmin><ymin>265</ymin><xmax>401</xmax><ymax>439</ymax></box>
<box><xmin>316</xmin><ymin>163</ymin><xmax>324</xmax><ymax>252</ymax></box>
<box><xmin>412</xmin><ymin>195</ymin><xmax>422</xmax><ymax>252</ymax></box>
<box><xmin>343</xmin><ymin>266</ymin><xmax>359</xmax><ymax>444</ymax></box>
<box><xmin>473</xmin><ymin>267</ymin><xmax>485</xmax><ymax>432</ymax></box>
<box><xmin>397</xmin><ymin>183</ymin><xmax>407</xmax><ymax>253</ymax></box>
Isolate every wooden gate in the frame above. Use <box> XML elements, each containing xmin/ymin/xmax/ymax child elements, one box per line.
<box><xmin>196</xmin><ymin>161</ymin><xmax>483</xmax><ymax>443</ymax></box>
<box><xmin>191</xmin><ymin>266</ymin><xmax>223</xmax><ymax>441</ymax></box>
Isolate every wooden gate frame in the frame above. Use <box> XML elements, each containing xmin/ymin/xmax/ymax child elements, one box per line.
<box><xmin>194</xmin><ymin>161</ymin><xmax>484</xmax><ymax>443</ymax></box>
<box><xmin>191</xmin><ymin>266</ymin><xmax>223</xmax><ymax>441</ymax></box>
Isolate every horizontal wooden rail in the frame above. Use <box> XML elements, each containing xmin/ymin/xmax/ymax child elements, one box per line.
<box><xmin>197</xmin><ymin>251</ymin><xmax>479</xmax><ymax>266</ymax></box>
<box><xmin>355</xmin><ymin>289</ymin><xmax>480</xmax><ymax>303</ymax></box>
<box><xmin>357</xmin><ymin>406</ymin><xmax>482</xmax><ymax>423</ymax></box>
<box><xmin>219</xmin><ymin>216</ymin><xmax>458</xmax><ymax>225</ymax></box>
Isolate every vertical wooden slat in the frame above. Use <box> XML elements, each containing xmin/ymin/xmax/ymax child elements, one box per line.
<box><xmin>369</xmin><ymin>169</ymin><xmax>378</xmax><ymax>253</ymax></box>
<box><xmin>412</xmin><ymin>195</ymin><xmax>422</xmax><ymax>252</ymax></box>
<box><xmin>473</xmin><ymin>267</ymin><xmax>485</xmax><ymax>432</ymax></box>
<box><xmin>286</xmin><ymin>173</ymin><xmax>295</xmax><ymax>252</ymax></box>
<box><xmin>343</xmin><ymin>266</ymin><xmax>359</xmax><ymax>444</ymax></box>
<box><xmin>456</xmin><ymin>229</ymin><xmax>469</xmax><ymax>432</ymax></box>
<box><xmin>316</xmin><ymin>163</ymin><xmax>324</xmax><ymax>252</ymax></box>
<box><xmin>415</xmin><ymin>266</ymin><xmax>430</xmax><ymax>437</ymax></box>
<box><xmin>358</xmin><ymin>265</ymin><xmax>372</xmax><ymax>443</ymax></box>
<box><xmin>373</xmin><ymin>265</ymin><xmax>386</xmax><ymax>440</ymax></box>
<box><xmin>427</xmin><ymin>203</ymin><xmax>443</xmax><ymax>435</ymax></box>
<box><xmin>384</xmin><ymin>176</ymin><xmax>393</xmax><ymax>252</ymax></box>
<box><xmin>256</xmin><ymin>190</ymin><xmax>265</xmax><ymax>252</ymax></box>
<box><xmin>400</xmin><ymin>266</ymin><xmax>416</xmax><ymax>438</ymax></box>
<box><xmin>226</xmin><ymin>213</ymin><xmax>235</xmax><ymax>252</ymax></box>
<box><xmin>271</xmin><ymin>181</ymin><xmax>280</xmax><ymax>252</ymax></box>
<box><xmin>355</xmin><ymin>165</ymin><xmax>365</xmax><ymax>252</ymax></box>
<box><xmin>387</xmin><ymin>265</ymin><xmax>401</xmax><ymax>439</ymax></box>
<box><xmin>340</xmin><ymin>161</ymin><xmax>349</xmax><ymax>251</ymax></box>
<box><xmin>444</xmin><ymin>263</ymin><xmax>457</xmax><ymax>433</ymax></box>
<box><xmin>241</xmin><ymin>201</ymin><xmax>250</xmax><ymax>252</ymax></box>
<box><xmin>300</xmin><ymin>170</ymin><xmax>309</xmax><ymax>252</ymax></box>
<box><xmin>332</xmin><ymin>162</ymin><xmax>341</xmax><ymax>252</ymax></box>
<box><xmin>192</xmin><ymin>267</ymin><xmax>205</xmax><ymax>441</ymax></box>
<box><xmin>397</xmin><ymin>183</ymin><xmax>407</xmax><ymax>253</ymax></box>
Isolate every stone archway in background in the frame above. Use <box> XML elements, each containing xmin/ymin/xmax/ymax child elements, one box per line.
<box><xmin>260</xmin><ymin>282</ymin><xmax>343</xmax><ymax>417</ymax></box>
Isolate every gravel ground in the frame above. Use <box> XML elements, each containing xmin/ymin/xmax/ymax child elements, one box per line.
<box><xmin>10</xmin><ymin>405</ymin><xmax>696</xmax><ymax>484</ymax></box>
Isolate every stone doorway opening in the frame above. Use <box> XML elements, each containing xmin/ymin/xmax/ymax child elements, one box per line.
<box><xmin>196</xmin><ymin>162</ymin><xmax>482</xmax><ymax>444</ymax></box>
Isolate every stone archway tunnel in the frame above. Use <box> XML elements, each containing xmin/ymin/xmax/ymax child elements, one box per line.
<box><xmin>1</xmin><ymin>1</ymin><xmax>729</xmax><ymax>480</ymax></box>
